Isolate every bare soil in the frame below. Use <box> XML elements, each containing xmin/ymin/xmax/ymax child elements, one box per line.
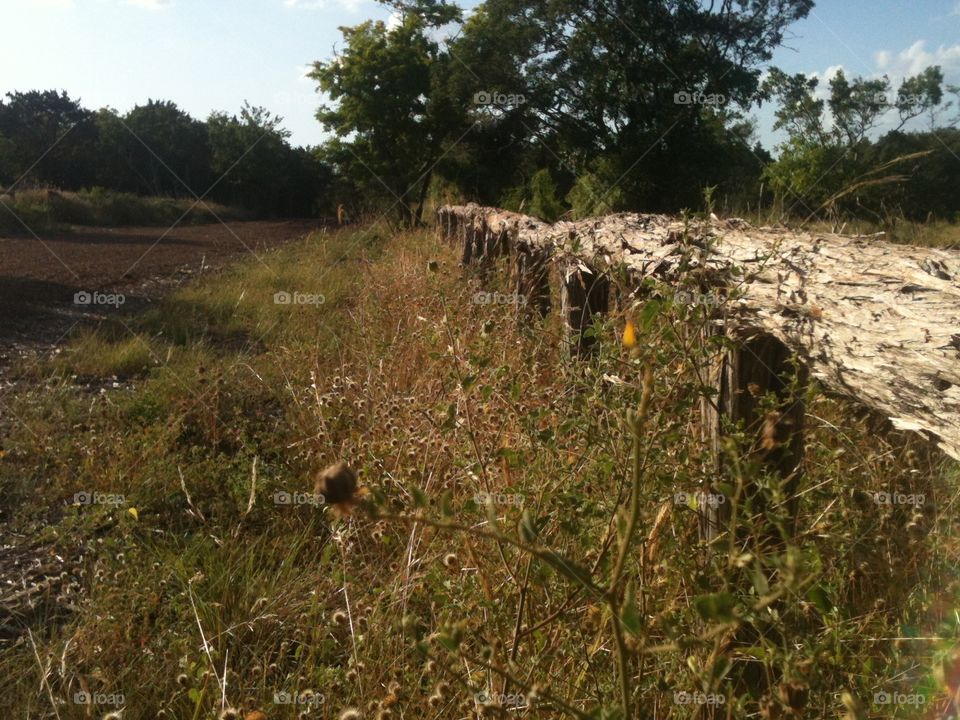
<box><xmin>0</xmin><ymin>219</ymin><xmax>325</xmax><ymax>369</ymax></box>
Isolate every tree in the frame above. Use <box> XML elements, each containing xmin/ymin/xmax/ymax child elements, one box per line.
<box><xmin>106</xmin><ymin>100</ymin><xmax>212</xmax><ymax>197</ymax></box>
<box><xmin>861</xmin><ymin>128</ymin><xmax>960</xmax><ymax>221</ymax></box>
<box><xmin>0</xmin><ymin>90</ymin><xmax>99</xmax><ymax>190</ymax></box>
<box><xmin>445</xmin><ymin>0</ymin><xmax>814</xmax><ymax>212</ymax></box>
<box><xmin>310</xmin><ymin>9</ymin><xmax>464</xmax><ymax>227</ymax></box>
<box><xmin>207</xmin><ymin>103</ymin><xmax>289</xmax><ymax>215</ymax></box>
<box><xmin>762</xmin><ymin>66</ymin><xmax>945</xmax><ymax>220</ymax></box>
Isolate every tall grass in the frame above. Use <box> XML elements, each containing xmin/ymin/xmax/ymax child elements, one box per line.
<box><xmin>0</xmin><ymin>188</ymin><xmax>246</xmax><ymax>233</ymax></box>
<box><xmin>0</xmin><ymin>222</ymin><xmax>957</xmax><ymax>719</ymax></box>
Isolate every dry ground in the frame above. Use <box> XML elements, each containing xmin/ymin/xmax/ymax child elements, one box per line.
<box><xmin>0</xmin><ymin>219</ymin><xmax>326</xmax><ymax>367</ymax></box>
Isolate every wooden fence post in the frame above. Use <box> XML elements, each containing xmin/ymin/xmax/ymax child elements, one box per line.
<box><xmin>460</xmin><ymin>213</ymin><xmax>479</xmax><ymax>266</ymax></box>
<box><xmin>560</xmin><ymin>262</ymin><xmax>610</xmax><ymax>357</ymax></box>
<box><xmin>515</xmin><ymin>245</ymin><xmax>551</xmax><ymax>319</ymax></box>
<box><xmin>700</xmin><ymin>328</ymin><xmax>807</xmax><ymax>544</ymax></box>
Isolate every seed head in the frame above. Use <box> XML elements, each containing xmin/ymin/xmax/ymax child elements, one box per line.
<box><xmin>314</xmin><ymin>462</ymin><xmax>367</xmax><ymax>515</ymax></box>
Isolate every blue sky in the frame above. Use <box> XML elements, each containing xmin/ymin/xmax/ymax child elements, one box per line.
<box><xmin>5</xmin><ymin>0</ymin><xmax>960</xmax><ymax>151</ymax></box>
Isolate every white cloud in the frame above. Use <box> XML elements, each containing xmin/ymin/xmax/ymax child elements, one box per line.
<box><xmin>800</xmin><ymin>40</ymin><xmax>960</xmax><ymax>137</ymax></box>
<box><xmin>386</xmin><ymin>9</ymin><xmax>403</xmax><ymax>29</ymax></box>
<box><xmin>809</xmin><ymin>41</ymin><xmax>960</xmax><ymax>97</ymax></box>
<box><xmin>805</xmin><ymin>64</ymin><xmax>845</xmax><ymax>103</ymax></box>
<box><xmin>886</xmin><ymin>39</ymin><xmax>960</xmax><ymax>77</ymax></box>
<box><xmin>283</xmin><ymin>0</ymin><xmax>366</xmax><ymax>12</ymax></box>
<box><xmin>30</xmin><ymin>0</ymin><xmax>174</xmax><ymax>6</ymax></box>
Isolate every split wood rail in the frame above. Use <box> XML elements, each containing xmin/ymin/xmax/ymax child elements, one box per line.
<box><xmin>437</xmin><ymin>203</ymin><xmax>960</xmax><ymax>538</ymax></box>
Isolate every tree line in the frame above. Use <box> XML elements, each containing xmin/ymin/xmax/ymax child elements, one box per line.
<box><xmin>312</xmin><ymin>0</ymin><xmax>960</xmax><ymax>227</ymax></box>
<box><xmin>3</xmin><ymin>0</ymin><xmax>958</xmax><ymax>228</ymax></box>
<box><xmin>0</xmin><ymin>91</ymin><xmax>331</xmax><ymax>217</ymax></box>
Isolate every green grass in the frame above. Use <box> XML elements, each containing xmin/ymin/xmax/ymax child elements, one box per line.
<box><xmin>53</xmin><ymin>330</ymin><xmax>158</xmax><ymax>380</ymax></box>
<box><xmin>1</xmin><ymin>222</ymin><xmax>958</xmax><ymax>719</ymax></box>
<box><xmin>0</xmin><ymin>187</ymin><xmax>246</xmax><ymax>232</ymax></box>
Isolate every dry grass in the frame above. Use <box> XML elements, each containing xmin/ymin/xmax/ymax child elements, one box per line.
<box><xmin>0</xmin><ymin>222</ymin><xmax>958</xmax><ymax>719</ymax></box>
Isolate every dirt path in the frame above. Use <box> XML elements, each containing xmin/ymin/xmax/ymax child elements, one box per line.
<box><xmin>0</xmin><ymin>219</ymin><xmax>325</xmax><ymax>370</ymax></box>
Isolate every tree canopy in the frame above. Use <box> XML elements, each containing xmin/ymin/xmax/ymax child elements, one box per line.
<box><xmin>0</xmin><ymin>92</ymin><xmax>330</xmax><ymax>218</ymax></box>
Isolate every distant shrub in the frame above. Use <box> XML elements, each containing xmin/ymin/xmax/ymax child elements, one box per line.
<box><xmin>527</xmin><ymin>169</ymin><xmax>566</xmax><ymax>222</ymax></box>
<box><xmin>0</xmin><ymin>187</ymin><xmax>245</xmax><ymax>232</ymax></box>
<box><xmin>567</xmin><ymin>158</ymin><xmax>626</xmax><ymax>219</ymax></box>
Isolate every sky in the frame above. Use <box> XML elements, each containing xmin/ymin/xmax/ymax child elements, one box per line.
<box><xmin>4</xmin><ymin>0</ymin><xmax>960</xmax><ymax>151</ymax></box>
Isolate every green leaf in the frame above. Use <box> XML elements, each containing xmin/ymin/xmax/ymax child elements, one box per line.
<box><xmin>537</xmin><ymin>428</ymin><xmax>555</xmax><ymax>442</ymax></box>
<box><xmin>439</xmin><ymin>490</ymin><xmax>454</xmax><ymax>518</ymax></box>
<box><xmin>541</xmin><ymin>551</ymin><xmax>598</xmax><ymax>593</ymax></box>
<box><xmin>411</xmin><ymin>486</ymin><xmax>429</xmax><ymax>508</ymax></box>
<box><xmin>519</xmin><ymin>509</ymin><xmax>538</xmax><ymax>543</ymax></box>
<box><xmin>639</xmin><ymin>300</ymin><xmax>662</xmax><ymax>330</ymax></box>
<box><xmin>440</xmin><ymin>403</ymin><xmax>457</xmax><ymax>430</ymax></box>
<box><xmin>740</xmin><ymin>645</ymin><xmax>768</xmax><ymax>661</ymax></box>
<box><xmin>694</xmin><ymin>592</ymin><xmax>737</xmax><ymax>622</ymax></box>
<box><xmin>620</xmin><ymin>581</ymin><xmax>642</xmax><ymax>637</ymax></box>
<box><xmin>751</xmin><ymin>565</ymin><xmax>769</xmax><ymax>595</ymax></box>
<box><xmin>437</xmin><ymin>632</ymin><xmax>459</xmax><ymax>651</ymax></box>
<box><xmin>807</xmin><ymin>585</ymin><xmax>833</xmax><ymax>614</ymax></box>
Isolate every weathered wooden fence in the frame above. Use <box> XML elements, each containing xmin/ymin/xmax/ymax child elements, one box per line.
<box><xmin>438</xmin><ymin>203</ymin><xmax>960</xmax><ymax>536</ymax></box>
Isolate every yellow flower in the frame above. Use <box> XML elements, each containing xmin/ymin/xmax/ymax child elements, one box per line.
<box><xmin>622</xmin><ymin>319</ymin><xmax>637</xmax><ymax>348</ymax></box>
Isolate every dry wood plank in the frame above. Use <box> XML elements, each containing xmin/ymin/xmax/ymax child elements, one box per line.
<box><xmin>438</xmin><ymin>204</ymin><xmax>960</xmax><ymax>461</ymax></box>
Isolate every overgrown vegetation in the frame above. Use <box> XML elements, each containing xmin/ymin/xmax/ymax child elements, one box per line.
<box><xmin>310</xmin><ymin>0</ymin><xmax>959</xmax><ymax>227</ymax></box>
<box><xmin>0</xmin><ymin>93</ymin><xmax>329</xmax><ymax>218</ymax></box>
<box><xmin>3</xmin><ymin>2</ymin><xmax>957</xmax><ymax>228</ymax></box>
<box><xmin>0</xmin><ymin>187</ymin><xmax>245</xmax><ymax>233</ymax></box>
<box><xmin>1</xmin><ymin>223</ymin><xmax>957</xmax><ymax>719</ymax></box>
